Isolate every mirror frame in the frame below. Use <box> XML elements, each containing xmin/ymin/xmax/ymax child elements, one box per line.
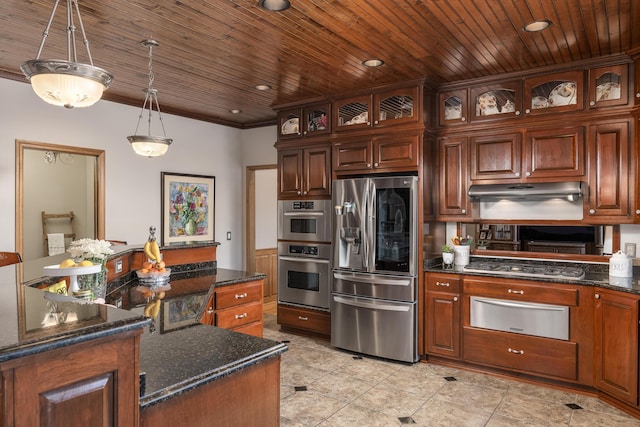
<box><xmin>15</xmin><ymin>140</ymin><xmax>105</xmax><ymax>258</ymax></box>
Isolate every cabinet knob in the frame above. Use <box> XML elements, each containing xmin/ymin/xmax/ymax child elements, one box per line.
<box><xmin>636</xmin><ymin>93</ymin><xmax>640</xmax><ymax>98</ymax></box>
<box><xmin>235</xmin><ymin>312</ymin><xmax>248</xmax><ymax>319</ymax></box>
<box><xmin>235</xmin><ymin>292</ymin><xmax>248</xmax><ymax>299</ymax></box>
<box><xmin>367</xmin><ymin>163</ymin><xmax>371</xmax><ymax>168</ymax></box>
<box><xmin>303</xmin><ymin>191</ymin><xmax>308</xmax><ymax>195</ymax></box>
<box><xmin>589</xmin><ymin>101</ymin><xmax>596</xmax><ymax>106</ymax></box>
<box><xmin>374</xmin><ymin>163</ymin><xmax>378</xmax><ymax>167</ymax></box>
<box><xmin>525</xmin><ymin>108</ymin><xmax>531</xmax><ymax>114</ymax></box>
<box><xmin>515</xmin><ymin>111</ymin><xmax>521</xmax><ymax>116</ymax></box>
<box><xmin>635</xmin><ymin>209</ymin><xmax>640</xmax><ymax>215</ymax></box>
<box><xmin>514</xmin><ymin>172</ymin><xmax>520</xmax><ymax>177</ymax></box>
<box><xmin>374</xmin><ymin>120</ymin><xmax>379</xmax><ymax>125</ymax></box>
<box><xmin>298</xmin><ymin>316</ymin><xmax>309</xmax><ymax>321</ymax></box>
<box><xmin>508</xmin><ymin>348</ymin><xmax>525</xmax><ymax>355</ymax></box>
<box><xmin>297</xmin><ymin>191</ymin><xmax>301</xmax><ymax>195</ymax></box>
<box><xmin>367</xmin><ymin>121</ymin><xmax>371</xmax><ymax>126</ymax></box>
<box><xmin>436</xmin><ymin>281</ymin><xmax>450</xmax><ymax>287</ymax></box>
<box><xmin>595</xmin><ymin>293</ymin><xmax>600</xmax><ymax>299</ymax></box>
<box><xmin>303</xmin><ymin>131</ymin><xmax>307</xmax><ymax>135</ymax></box>
<box><xmin>206</xmin><ymin>307</ymin><xmax>214</xmax><ymax>314</ymax></box>
<box><xmin>461</xmin><ymin>209</ymin><xmax>466</xmax><ymax>214</ymax></box>
<box><xmin>453</xmin><ymin>296</ymin><xmax>458</xmax><ymax>302</ymax></box>
<box><xmin>461</xmin><ymin>117</ymin><xmax>466</xmax><ymax>122</ymax></box>
<box><xmin>589</xmin><ymin>209</ymin><xmax>596</xmax><ymax>214</ymax></box>
<box><xmin>525</xmin><ymin>171</ymin><xmax>531</xmax><ymax>177</ymax></box>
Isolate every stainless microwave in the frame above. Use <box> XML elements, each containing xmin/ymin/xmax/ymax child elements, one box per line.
<box><xmin>278</xmin><ymin>199</ymin><xmax>332</xmax><ymax>242</ymax></box>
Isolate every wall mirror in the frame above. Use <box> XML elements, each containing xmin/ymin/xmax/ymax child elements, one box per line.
<box><xmin>16</xmin><ymin>140</ymin><xmax>105</xmax><ymax>261</ymax></box>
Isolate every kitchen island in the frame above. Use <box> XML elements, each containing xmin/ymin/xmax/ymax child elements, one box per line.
<box><xmin>2</xmin><ymin>246</ymin><xmax>286</xmax><ymax>426</ymax></box>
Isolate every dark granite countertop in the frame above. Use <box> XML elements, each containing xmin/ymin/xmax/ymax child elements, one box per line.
<box><xmin>424</xmin><ymin>255</ymin><xmax>640</xmax><ymax>295</ymax></box>
<box><xmin>0</xmin><ymin>262</ymin><xmax>149</xmax><ymax>363</ymax></box>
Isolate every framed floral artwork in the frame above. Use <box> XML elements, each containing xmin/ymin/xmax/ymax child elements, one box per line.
<box><xmin>161</xmin><ymin>172</ymin><xmax>215</xmax><ymax>245</ymax></box>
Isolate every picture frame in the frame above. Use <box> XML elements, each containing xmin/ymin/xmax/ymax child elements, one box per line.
<box><xmin>160</xmin><ymin>293</ymin><xmax>208</xmax><ymax>333</ymax></box>
<box><xmin>161</xmin><ymin>172</ymin><xmax>215</xmax><ymax>246</ymax></box>
<box><xmin>479</xmin><ymin>231</ymin><xmax>487</xmax><ymax>240</ymax></box>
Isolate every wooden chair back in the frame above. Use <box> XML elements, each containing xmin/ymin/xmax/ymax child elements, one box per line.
<box><xmin>0</xmin><ymin>252</ymin><xmax>22</xmax><ymax>267</ymax></box>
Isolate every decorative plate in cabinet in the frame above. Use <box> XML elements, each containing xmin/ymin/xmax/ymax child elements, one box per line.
<box><xmin>470</xmin><ymin>81</ymin><xmax>521</xmax><ymax>122</ymax></box>
<box><xmin>524</xmin><ymin>71</ymin><xmax>584</xmax><ymax>115</ymax></box>
<box><xmin>588</xmin><ymin>64</ymin><xmax>629</xmax><ymax>108</ymax></box>
<box><xmin>439</xmin><ymin>89</ymin><xmax>467</xmax><ymax>126</ymax></box>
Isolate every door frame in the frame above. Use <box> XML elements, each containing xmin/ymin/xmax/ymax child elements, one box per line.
<box><xmin>245</xmin><ymin>164</ymin><xmax>277</xmax><ymax>272</ymax></box>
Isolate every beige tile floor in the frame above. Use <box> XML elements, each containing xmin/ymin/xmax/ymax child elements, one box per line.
<box><xmin>262</xmin><ymin>313</ymin><xmax>640</xmax><ymax>426</ymax></box>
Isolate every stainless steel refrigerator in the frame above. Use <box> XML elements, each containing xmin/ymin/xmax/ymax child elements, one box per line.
<box><xmin>331</xmin><ymin>175</ymin><xmax>418</xmax><ymax>363</ymax></box>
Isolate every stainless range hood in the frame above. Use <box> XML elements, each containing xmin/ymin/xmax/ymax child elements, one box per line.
<box><xmin>468</xmin><ymin>182</ymin><xmax>584</xmax><ymax>201</ymax></box>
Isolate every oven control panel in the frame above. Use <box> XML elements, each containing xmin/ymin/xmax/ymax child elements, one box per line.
<box><xmin>289</xmin><ymin>245</ymin><xmax>319</xmax><ymax>256</ymax></box>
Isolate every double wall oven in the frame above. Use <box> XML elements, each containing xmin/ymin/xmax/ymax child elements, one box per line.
<box><xmin>277</xmin><ymin>200</ymin><xmax>332</xmax><ymax>310</ymax></box>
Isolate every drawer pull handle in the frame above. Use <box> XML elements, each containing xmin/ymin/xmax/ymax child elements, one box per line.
<box><xmin>436</xmin><ymin>281</ymin><xmax>450</xmax><ymax>287</ymax></box>
<box><xmin>298</xmin><ymin>316</ymin><xmax>309</xmax><ymax>321</ymax></box>
<box><xmin>235</xmin><ymin>313</ymin><xmax>248</xmax><ymax>319</ymax></box>
<box><xmin>235</xmin><ymin>293</ymin><xmax>248</xmax><ymax>299</ymax></box>
<box><xmin>508</xmin><ymin>348</ymin><xmax>525</xmax><ymax>355</ymax></box>
<box><xmin>508</xmin><ymin>289</ymin><xmax>524</xmax><ymax>295</ymax></box>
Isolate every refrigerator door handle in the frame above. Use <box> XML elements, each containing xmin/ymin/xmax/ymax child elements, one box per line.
<box><xmin>333</xmin><ymin>272</ymin><xmax>412</xmax><ymax>286</ymax></box>
<box><xmin>333</xmin><ymin>295</ymin><xmax>412</xmax><ymax>312</ymax></box>
<box><xmin>362</xmin><ymin>182</ymin><xmax>370</xmax><ymax>270</ymax></box>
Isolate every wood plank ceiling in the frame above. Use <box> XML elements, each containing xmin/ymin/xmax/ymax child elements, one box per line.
<box><xmin>0</xmin><ymin>0</ymin><xmax>638</xmax><ymax>128</ymax></box>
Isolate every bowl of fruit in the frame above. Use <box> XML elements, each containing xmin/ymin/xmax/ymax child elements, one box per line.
<box><xmin>136</xmin><ymin>260</ymin><xmax>171</xmax><ymax>289</ymax></box>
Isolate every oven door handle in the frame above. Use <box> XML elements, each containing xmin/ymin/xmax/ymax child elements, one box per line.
<box><xmin>474</xmin><ymin>297</ymin><xmax>566</xmax><ymax>312</ymax></box>
<box><xmin>279</xmin><ymin>256</ymin><xmax>330</xmax><ymax>264</ymax></box>
<box><xmin>333</xmin><ymin>295</ymin><xmax>411</xmax><ymax>312</ymax></box>
<box><xmin>283</xmin><ymin>211</ymin><xmax>324</xmax><ymax>217</ymax></box>
<box><xmin>333</xmin><ymin>272</ymin><xmax>412</xmax><ymax>286</ymax></box>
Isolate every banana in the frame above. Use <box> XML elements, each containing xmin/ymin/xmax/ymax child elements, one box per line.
<box><xmin>144</xmin><ymin>241</ymin><xmax>156</xmax><ymax>261</ymax></box>
<box><xmin>149</xmin><ymin>299</ymin><xmax>161</xmax><ymax>318</ymax></box>
<box><xmin>151</xmin><ymin>241</ymin><xmax>162</xmax><ymax>263</ymax></box>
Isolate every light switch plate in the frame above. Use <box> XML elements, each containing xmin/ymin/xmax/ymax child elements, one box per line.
<box><xmin>115</xmin><ymin>259</ymin><xmax>123</xmax><ymax>273</ymax></box>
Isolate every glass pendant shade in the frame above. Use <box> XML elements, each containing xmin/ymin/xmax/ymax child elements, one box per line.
<box><xmin>22</xmin><ymin>60</ymin><xmax>112</xmax><ymax>108</ymax></box>
<box><xmin>128</xmin><ymin>135</ymin><xmax>172</xmax><ymax>157</ymax></box>
<box><xmin>20</xmin><ymin>1</ymin><xmax>113</xmax><ymax>109</ymax></box>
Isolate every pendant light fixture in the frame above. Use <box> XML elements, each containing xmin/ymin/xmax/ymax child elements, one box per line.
<box><xmin>127</xmin><ymin>39</ymin><xmax>172</xmax><ymax>158</ymax></box>
<box><xmin>20</xmin><ymin>0</ymin><xmax>113</xmax><ymax>108</ymax></box>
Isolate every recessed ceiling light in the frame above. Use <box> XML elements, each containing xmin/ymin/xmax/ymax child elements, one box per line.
<box><xmin>523</xmin><ymin>19</ymin><xmax>552</xmax><ymax>32</ymax></box>
<box><xmin>229</xmin><ymin>109</ymin><xmax>242</xmax><ymax>114</ymax></box>
<box><xmin>362</xmin><ymin>59</ymin><xmax>384</xmax><ymax>68</ymax></box>
<box><xmin>255</xmin><ymin>84</ymin><xmax>272</xmax><ymax>91</ymax></box>
<box><xmin>259</xmin><ymin>0</ymin><xmax>291</xmax><ymax>11</ymax></box>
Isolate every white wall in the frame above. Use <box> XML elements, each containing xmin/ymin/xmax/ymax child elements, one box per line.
<box><xmin>0</xmin><ymin>78</ymin><xmax>275</xmax><ymax>270</ymax></box>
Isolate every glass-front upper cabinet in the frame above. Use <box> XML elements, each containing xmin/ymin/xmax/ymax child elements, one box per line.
<box><xmin>438</xmin><ymin>89</ymin><xmax>467</xmax><ymax>126</ymax></box>
<box><xmin>332</xmin><ymin>94</ymin><xmax>372</xmax><ymax>132</ymax></box>
<box><xmin>277</xmin><ymin>103</ymin><xmax>331</xmax><ymax>140</ymax></box>
<box><xmin>524</xmin><ymin>70</ymin><xmax>584</xmax><ymax>116</ymax></box>
<box><xmin>470</xmin><ymin>81</ymin><xmax>521</xmax><ymax>122</ymax></box>
<box><xmin>373</xmin><ymin>86</ymin><xmax>420</xmax><ymax>128</ymax></box>
<box><xmin>588</xmin><ymin>64</ymin><xmax>628</xmax><ymax>108</ymax></box>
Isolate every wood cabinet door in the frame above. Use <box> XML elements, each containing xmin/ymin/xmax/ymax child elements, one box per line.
<box><xmin>332</xmin><ymin>94</ymin><xmax>372</xmax><ymax>132</ymax></box>
<box><xmin>525</xmin><ymin>126</ymin><xmax>585</xmax><ymax>179</ymax></box>
<box><xmin>426</xmin><ymin>291</ymin><xmax>461</xmax><ymax>358</ymax></box>
<box><xmin>588</xmin><ymin>64</ymin><xmax>629</xmax><ymax>109</ymax></box>
<box><xmin>470</xmin><ymin>132</ymin><xmax>522</xmax><ymax>181</ymax></box>
<box><xmin>277</xmin><ymin>148</ymin><xmax>303</xmax><ymax>198</ymax></box>
<box><xmin>524</xmin><ymin>70</ymin><xmax>584</xmax><ymax>116</ymax></box>
<box><xmin>594</xmin><ymin>288</ymin><xmax>639</xmax><ymax>405</ymax></box>
<box><xmin>373</xmin><ymin>86</ymin><xmax>420</xmax><ymax>128</ymax></box>
<box><xmin>277</xmin><ymin>108</ymin><xmax>302</xmax><ymax>140</ymax></box>
<box><xmin>373</xmin><ymin>134</ymin><xmax>420</xmax><ymax>170</ymax></box>
<box><xmin>587</xmin><ymin>120</ymin><xmax>631</xmax><ymax>220</ymax></box>
<box><xmin>438</xmin><ymin>137</ymin><xmax>470</xmax><ymax>218</ymax></box>
<box><xmin>303</xmin><ymin>145</ymin><xmax>331</xmax><ymax>197</ymax></box>
<box><xmin>439</xmin><ymin>89</ymin><xmax>468</xmax><ymax>126</ymax></box>
<box><xmin>8</xmin><ymin>334</ymin><xmax>140</xmax><ymax>426</ymax></box>
<box><xmin>332</xmin><ymin>138</ymin><xmax>373</xmax><ymax>172</ymax></box>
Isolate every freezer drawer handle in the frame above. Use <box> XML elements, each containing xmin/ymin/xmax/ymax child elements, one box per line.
<box><xmin>474</xmin><ymin>298</ymin><xmax>566</xmax><ymax>312</ymax></box>
<box><xmin>508</xmin><ymin>348</ymin><xmax>525</xmax><ymax>355</ymax></box>
<box><xmin>333</xmin><ymin>295</ymin><xmax>411</xmax><ymax>312</ymax></box>
<box><xmin>508</xmin><ymin>289</ymin><xmax>524</xmax><ymax>295</ymax></box>
<box><xmin>333</xmin><ymin>272</ymin><xmax>411</xmax><ymax>286</ymax></box>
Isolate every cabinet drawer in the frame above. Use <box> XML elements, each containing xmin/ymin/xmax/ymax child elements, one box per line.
<box><xmin>215</xmin><ymin>281</ymin><xmax>263</xmax><ymax>309</ymax></box>
<box><xmin>232</xmin><ymin>321</ymin><xmax>263</xmax><ymax>338</ymax></box>
<box><xmin>463</xmin><ymin>327</ymin><xmax>578</xmax><ymax>381</ymax></box>
<box><xmin>216</xmin><ymin>301</ymin><xmax>262</xmax><ymax>329</ymax></box>
<box><xmin>278</xmin><ymin>305</ymin><xmax>330</xmax><ymax>336</ymax></box>
<box><xmin>426</xmin><ymin>273</ymin><xmax>461</xmax><ymax>293</ymax></box>
<box><xmin>464</xmin><ymin>277</ymin><xmax>579</xmax><ymax>306</ymax></box>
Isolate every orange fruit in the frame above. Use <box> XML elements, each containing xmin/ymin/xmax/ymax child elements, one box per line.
<box><xmin>142</xmin><ymin>261</ymin><xmax>153</xmax><ymax>270</ymax></box>
<box><xmin>139</xmin><ymin>268</ymin><xmax>149</xmax><ymax>273</ymax></box>
<box><xmin>156</xmin><ymin>261</ymin><xmax>166</xmax><ymax>269</ymax></box>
